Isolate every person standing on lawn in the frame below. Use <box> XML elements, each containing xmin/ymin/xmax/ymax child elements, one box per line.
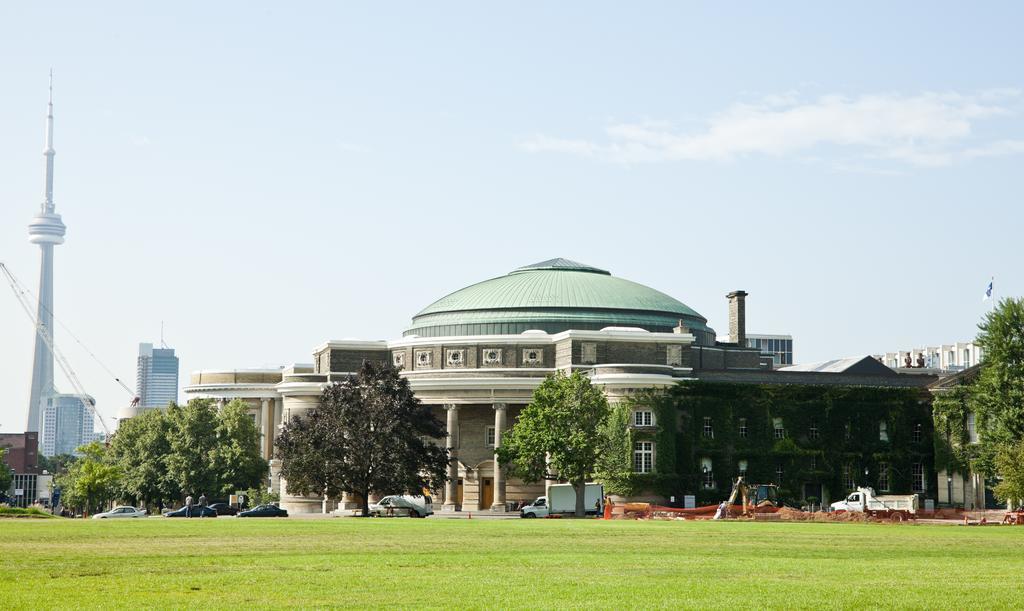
<box><xmin>198</xmin><ymin>493</ymin><xmax>207</xmax><ymax>518</ymax></box>
<box><xmin>184</xmin><ymin>494</ymin><xmax>194</xmax><ymax>518</ymax></box>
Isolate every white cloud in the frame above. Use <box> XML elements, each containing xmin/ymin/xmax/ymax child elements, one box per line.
<box><xmin>522</xmin><ymin>90</ymin><xmax>1024</xmax><ymax>168</ymax></box>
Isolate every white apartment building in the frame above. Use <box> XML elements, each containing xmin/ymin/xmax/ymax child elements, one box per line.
<box><xmin>877</xmin><ymin>341</ymin><xmax>982</xmax><ymax>372</ymax></box>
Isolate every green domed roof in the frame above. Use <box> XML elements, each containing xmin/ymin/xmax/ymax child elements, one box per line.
<box><xmin>405</xmin><ymin>258</ymin><xmax>712</xmax><ymax>341</ymax></box>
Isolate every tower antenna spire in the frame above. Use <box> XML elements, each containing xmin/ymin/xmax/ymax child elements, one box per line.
<box><xmin>43</xmin><ymin>69</ymin><xmax>56</xmax><ymax>213</ymax></box>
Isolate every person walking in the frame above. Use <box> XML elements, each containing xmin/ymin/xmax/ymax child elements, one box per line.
<box><xmin>198</xmin><ymin>493</ymin><xmax>207</xmax><ymax>518</ymax></box>
<box><xmin>185</xmin><ymin>493</ymin><xmax>194</xmax><ymax>518</ymax></box>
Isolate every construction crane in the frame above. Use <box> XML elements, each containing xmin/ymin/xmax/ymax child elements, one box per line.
<box><xmin>1</xmin><ymin>262</ymin><xmax>135</xmax><ymax>437</ymax></box>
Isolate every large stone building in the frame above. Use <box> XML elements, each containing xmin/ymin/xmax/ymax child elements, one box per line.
<box><xmin>185</xmin><ymin>258</ymin><xmax>938</xmax><ymax>513</ymax></box>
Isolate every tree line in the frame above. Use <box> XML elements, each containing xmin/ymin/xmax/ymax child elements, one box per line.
<box><xmin>56</xmin><ymin>399</ymin><xmax>268</xmax><ymax>514</ymax></box>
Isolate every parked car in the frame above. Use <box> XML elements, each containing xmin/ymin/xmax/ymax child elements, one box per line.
<box><xmin>208</xmin><ymin>502</ymin><xmax>238</xmax><ymax>516</ymax></box>
<box><xmin>92</xmin><ymin>506</ymin><xmax>148</xmax><ymax>519</ymax></box>
<box><xmin>163</xmin><ymin>505</ymin><xmax>218</xmax><ymax>518</ymax></box>
<box><xmin>368</xmin><ymin>495</ymin><xmax>433</xmax><ymax>518</ymax></box>
<box><xmin>238</xmin><ymin>504</ymin><xmax>288</xmax><ymax>518</ymax></box>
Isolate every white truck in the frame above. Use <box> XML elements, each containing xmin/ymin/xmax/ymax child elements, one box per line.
<box><xmin>830</xmin><ymin>487</ymin><xmax>918</xmax><ymax>518</ymax></box>
<box><xmin>520</xmin><ymin>483</ymin><xmax>604</xmax><ymax>518</ymax></box>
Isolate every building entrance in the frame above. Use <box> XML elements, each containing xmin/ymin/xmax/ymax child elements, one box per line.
<box><xmin>480</xmin><ymin>477</ymin><xmax>493</xmax><ymax>509</ymax></box>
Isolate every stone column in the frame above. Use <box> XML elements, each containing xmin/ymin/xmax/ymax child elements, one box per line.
<box><xmin>268</xmin><ymin>459</ymin><xmax>282</xmax><ymax>496</ymax></box>
<box><xmin>491</xmin><ymin>403</ymin><xmax>507</xmax><ymax>511</ymax></box>
<box><xmin>443</xmin><ymin>404</ymin><xmax>460</xmax><ymax>511</ymax></box>
<box><xmin>261</xmin><ymin>398</ymin><xmax>272</xmax><ymax>460</ymax></box>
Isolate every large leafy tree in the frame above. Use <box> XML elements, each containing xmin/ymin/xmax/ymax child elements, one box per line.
<box><xmin>973</xmin><ymin>298</ymin><xmax>1024</xmax><ymax>451</ymax></box>
<box><xmin>165</xmin><ymin>399</ymin><xmax>220</xmax><ymax>499</ymax></box>
<box><xmin>276</xmin><ymin>361</ymin><xmax>449</xmax><ymax>516</ymax></box>
<box><xmin>994</xmin><ymin>441</ymin><xmax>1024</xmax><ymax>504</ymax></box>
<box><xmin>212</xmin><ymin>399</ymin><xmax>269</xmax><ymax>497</ymax></box>
<box><xmin>36</xmin><ymin>453</ymin><xmax>77</xmax><ymax>477</ymax></box>
<box><xmin>973</xmin><ymin>298</ymin><xmax>1024</xmax><ymax>503</ymax></box>
<box><xmin>57</xmin><ymin>441</ymin><xmax>120</xmax><ymax>516</ymax></box>
<box><xmin>275</xmin><ymin>400</ymin><xmax>348</xmax><ymax>511</ymax></box>
<box><xmin>497</xmin><ymin>370</ymin><xmax>611</xmax><ymax>517</ymax></box>
<box><xmin>934</xmin><ymin>297</ymin><xmax>1024</xmax><ymax>503</ymax></box>
<box><xmin>108</xmin><ymin>409</ymin><xmax>176</xmax><ymax>509</ymax></box>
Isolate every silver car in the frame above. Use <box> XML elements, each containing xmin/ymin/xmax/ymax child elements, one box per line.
<box><xmin>92</xmin><ymin>506</ymin><xmax>148</xmax><ymax>519</ymax></box>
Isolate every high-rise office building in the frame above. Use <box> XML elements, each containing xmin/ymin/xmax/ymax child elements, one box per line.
<box><xmin>745</xmin><ymin>334</ymin><xmax>794</xmax><ymax>366</ymax></box>
<box><xmin>136</xmin><ymin>343</ymin><xmax>179</xmax><ymax>408</ymax></box>
<box><xmin>39</xmin><ymin>394</ymin><xmax>104</xmax><ymax>457</ymax></box>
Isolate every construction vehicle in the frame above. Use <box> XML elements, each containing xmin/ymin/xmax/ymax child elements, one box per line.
<box><xmin>714</xmin><ymin>477</ymin><xmax>780</xmax><ymax>519</ymax></box>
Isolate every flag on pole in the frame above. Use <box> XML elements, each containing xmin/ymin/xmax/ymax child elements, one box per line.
<box><xmin>983</xmin><ymin>277</ymin><xmax>994</xmax><ymax>301</ymax></box>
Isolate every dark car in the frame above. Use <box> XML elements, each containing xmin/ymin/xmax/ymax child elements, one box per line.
<box><xmin>163</xmin><ymin>505</ymin><xmax>218</xmax><ymax>518</ymax></box>
<box><xmin>238</xmin><ymin>504</ymin><xmax>288</xmax><ymax>518</ymax></box>
<box><xmin>208</xmin><ymin>502</ymin><xmax>238</xmax><ymax>516</ymax></box>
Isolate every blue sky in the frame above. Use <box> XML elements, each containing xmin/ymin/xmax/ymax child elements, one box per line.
<box><xmin>1</xmin><ymin>2</ymin><xmax>1021</xmax><ymax>430</ymax></box>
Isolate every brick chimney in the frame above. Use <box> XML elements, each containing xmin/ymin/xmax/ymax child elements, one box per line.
<box><xmin>727</xmin><ymin>291</ymin><xmax>748</xmax><ymax>346</ymax></box>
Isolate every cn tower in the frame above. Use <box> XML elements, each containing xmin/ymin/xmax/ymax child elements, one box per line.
<box><xmin>26</xmin><ymin>72</ymin><xmax>66</xmax><ymax>432</ymax></box>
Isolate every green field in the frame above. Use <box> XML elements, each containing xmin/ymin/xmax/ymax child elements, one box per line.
<box><xmin>1</xmin><ymin>517</ymin><xmax>1022</xmax><ymax>609</ymax></box>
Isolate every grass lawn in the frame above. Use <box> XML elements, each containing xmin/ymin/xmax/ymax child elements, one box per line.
<box><xmin>1</xmin><ymin>517</ymin><xmax>1022</xmax><ymax>609</ymax></box>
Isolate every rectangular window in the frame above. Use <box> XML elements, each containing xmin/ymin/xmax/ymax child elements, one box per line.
<box><xmin>967</xmin><ymin>413</ymin><xmax>979</xmax><ymax>444</ymax></box>
<box><xmin>702</xmin><ymin>417</ymin><xmax>713</xmax><ymax>438</ymax></box>
<box><xmin>634</xmin><ymin>441</ymin><xmax>654</xmax><ymax>474</ymax></box>
<box><xmin>738</xmin><ymin>459</ymin><xmax>748</xmax><ymax>477</ymax></box>
<box><xmin>738</xmin><ymin>418</ymin><xmax>748</xmax><ymax>439</ymax></box>
<box><xmin>634</xmin><ymin>410</ymin><xmax>654</xmax><ymax>427</ymax></box>
<box><xmin>809</xmin><ymin>420</ymin><xmax>819</xmax><ymax>440</ymax></box>
<box><xmin>912</xmin><ymin>463</ymin><xmax>925</xmax><ymax>493</ymax></box>
<box><xmin>879</xmin><ymin>421</ymin><xmax>888</xmax><ymax>442</ymax></box>
<box><xmin>773</xmin><ymin>418</ymin><xmax>785</xmax><ymax>440</ymax></box>
<box><xmin>701</xmin><ymin>457</ymin><xmax>714</xmax><ymax>489</ymax></box>
<box><xmin>843</xmin><ymin>464</ymin><xmax>855</xmax><ymax>491</ymax></box>
<box><xmin>485</xmin><ymin>425</ymin><xmax>496</xmax><ymax>448</ymax></box>
<box><xmin>912</xmin><ymin>423</ymin><xmax>923</xmax><ymax>443</ymax></box>
<box><xmin>878</xmin><ymin>462</ymin><xmax>890</xmax><ymax>491</ymax></box>
<box><xmin>775</xmin><ymin>465</ymin><xmax>784</xmax><ymax>483</ymax></box>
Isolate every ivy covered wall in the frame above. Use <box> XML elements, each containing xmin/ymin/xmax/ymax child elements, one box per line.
<box><xmin>605</xmin><ymin>381</ymin><xmax>935</xmax><ymax>507</ymax></box>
